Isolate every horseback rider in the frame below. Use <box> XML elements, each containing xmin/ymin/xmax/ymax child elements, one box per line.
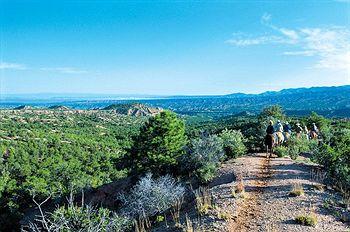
<box><xmin>283</xmin><ymin>122</ymin><xmax>292</xmax><ymax>134</ymax></box>
<box><xmin>275</xmin><ymin>120</ymin><xmax>284</xmax><ymax>133</ymax></box>
<box><xmin>311</xmin><ymin>123</ymin><xmax>319</xmax><ymax>133</ymax></box>
<box><xmin>309</xmin><ymin>122</ymin><xmax>319</xmax><ymax>140</ymax></box>
<box><xmin>266</xmin><ymin>120</ymin><xmax>275</xmax><ymax>135</ymax></box>
<box><xmin>265</xmin><ymin>120</ymin><xmax>275</xmax><ymax>155</ymax></box>
<box><xmin>295</xmin><ymin>122</ymin><xmax>303</xmax><ymax>138</ymax></box>
<box><xmin>282</xmin><ymin>121</ymin><xmax>291</xmax><ymax>141</ymax></box>
<box><xmin>304</xmin><ymin>125</ymin><xmax>310</xmax><ymax>140</ymax></box>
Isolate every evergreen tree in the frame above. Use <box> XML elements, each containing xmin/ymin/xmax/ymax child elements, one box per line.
<box><xmin>131</xmin><ymin>111</ymin><xmax>187</xmax><ymax>174</ymax></box>
<box><xmin>258</xmin><ymin>105</ymin><xmax>286</xmax><ymax>121</ymax></box>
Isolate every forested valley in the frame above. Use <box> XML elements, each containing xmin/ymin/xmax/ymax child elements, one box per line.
<box><xmin>0</xmin><ymin>105</ymin><xmax>349</xmax><ymax>231</ymax></box>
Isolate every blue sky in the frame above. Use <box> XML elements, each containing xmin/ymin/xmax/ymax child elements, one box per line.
<box><xmin>1</xmin><ymin>0</ymin><xmax>349</xmax><ymax>95</ymax></box>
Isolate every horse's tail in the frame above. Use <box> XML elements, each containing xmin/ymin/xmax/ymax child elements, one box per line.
<box><xmin>275</xmin><ymin>132</ymin><xmax>284</xmax><ymax>145</ymax></box>
<box><xmin>265</xmin><ymin>134</ymin><xmax>274</xmax><ymax>149</ymax></box>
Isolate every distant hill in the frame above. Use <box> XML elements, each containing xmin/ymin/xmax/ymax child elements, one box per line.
<box><xmin>233</xmin><ymin>111</ymin><xmax>256</xmax><ymax>117</ymax></box>
<box><xmin>2</xmin><ymin>85</ymin><xmax>350</xmax><ymax>117</ymax></box>
<box><xmin>139</xmin><ymin>85</ymin><xmax>350</xmax><ymax>117</ymax></box>
<box><xmin>102</xmin><ymin>103</ymin><xmax>162</xmax><ymax>116</ymax></box>
<box><xmin>13</xmin><ymin>105</ymin><xmax>35</xmax><ymax>110</ymax></box>
<box><xmin>48</xmin><ymin>105</ymin><xmax>70</xmax><ymax>110</ymax></box>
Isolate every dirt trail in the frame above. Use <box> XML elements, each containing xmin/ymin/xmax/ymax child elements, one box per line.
<box><xmin>208</xmin><ymin>153</ymin><xmax>349</xmax><ymax>232</ymax></box>
<box><xmin>230</xmin><ymin>154</ymin><xmax>271</xmax><ymax>231</ymax></box>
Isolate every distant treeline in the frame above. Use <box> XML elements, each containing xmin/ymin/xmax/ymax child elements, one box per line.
<box><xmin>1</xmin><ymin>85</ymin><xmax>350</xmax><ymax>117</ymax></box>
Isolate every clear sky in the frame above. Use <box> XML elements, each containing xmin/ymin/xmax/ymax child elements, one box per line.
<box><xmin>1</xmin><ymin>0</ymin><xmax>349</xmax><ymax>95</ymax></box>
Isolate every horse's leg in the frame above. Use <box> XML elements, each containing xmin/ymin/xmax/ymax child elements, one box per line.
<box><xmin>270</xmin><ymin>146</ymin><xmax>273</xmax><ymax>158</ymax></box>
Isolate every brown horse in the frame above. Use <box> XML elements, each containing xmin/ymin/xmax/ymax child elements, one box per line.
<box><xmin>264</xmin><ymin>134</ymin><xmax>275</xmax><ymax>158</ymax></box>
<box><xmin>309</xmin><ymin>131</ymin><xmax>318</xmax><ymax>140</ymax></box>
<box><xmin>283</xmin><ymin>132</ymin><xmax>291</xmax><ymax>142</ymax></box>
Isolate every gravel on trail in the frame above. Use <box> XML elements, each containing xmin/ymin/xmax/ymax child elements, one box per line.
<box><xmin>196</xmin><ymin>153</ymin><xmax>350</xmax><ymax>232</ymax></box>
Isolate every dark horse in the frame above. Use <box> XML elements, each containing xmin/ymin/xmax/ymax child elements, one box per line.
<box><xmin>264</xmin><ymin>134</ymin><xmax>275</xmax><ymax>158</ymax></box>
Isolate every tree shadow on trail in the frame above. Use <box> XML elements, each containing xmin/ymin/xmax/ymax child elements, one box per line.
<box><xmin>209</xmin><ymin>172</ymin><xmax>235</xmax><ymax>188</ymax></box>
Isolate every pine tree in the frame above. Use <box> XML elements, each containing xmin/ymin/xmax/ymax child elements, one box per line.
<box><xmin>132</xmin><ymin>111</ymin><xmax>187</xmax><ymax>174</ymax></box>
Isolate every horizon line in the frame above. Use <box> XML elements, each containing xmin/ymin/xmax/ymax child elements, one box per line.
<box><xmin>1</xmin><ymin>84</ymin><xmax>348</xmax><ymax>98</ymax></box>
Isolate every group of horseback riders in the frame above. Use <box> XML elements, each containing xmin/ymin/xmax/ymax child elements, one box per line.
<box><xmin>264</xmin><ymin>120</ymin><xmax>319</xmax><ymax>152</ymax></box>
<box><xmin>295</xmin><ymin>122</ymin><xmax>319</xmax><ymax>140</ymax></box>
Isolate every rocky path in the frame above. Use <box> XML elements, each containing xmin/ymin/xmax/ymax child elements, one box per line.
<box><xmin>206</xmin><ymin>153</ymin><xmax>349</xmax><ymax>232</ymax></box>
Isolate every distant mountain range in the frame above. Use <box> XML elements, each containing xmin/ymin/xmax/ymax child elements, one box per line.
<box><xmin>1</xmin><ymin>85</ymin><xmax>349</xmax><ymax>117</ymax></box>
<box><xmin>141</xmin><ymin>85</ymin><xmax>350</xmax><ymax>117</ymax></box>
<box><xmin>102</xmin><ymin>103</ymin><xmax>162</xmax><ymax>116</ymax></box>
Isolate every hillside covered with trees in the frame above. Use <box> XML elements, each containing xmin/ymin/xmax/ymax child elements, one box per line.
<box><xmin>0</xmin><ymin>105</ymin><xmax>349</xmax><ymax>231</ymax></box>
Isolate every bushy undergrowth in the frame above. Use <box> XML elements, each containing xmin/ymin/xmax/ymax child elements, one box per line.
<box><xmin>280</xmin><ymin>137</ymin><xmax>318</xmax><ymax>160</ymax></box>
<box><xmin>312</xmin><ymin>128</ymin><xmax>350</xmax><ymax>191</ymax></box>
<box><xmin>0</xmin><ymin>111</ymin><xmax>142</xmax><ymax>230</ymax></box>
<box><xmin>274</xmin><ymin>146</ymin><xmax>288</xmax><ymax>157</ymax></box>
<box><xmin>120</xmin><ymin>173</ymin><xmax>185</xmax><ymax>219</ymax></box>
<box><xmin>24</xmin><ymin>202</ymin><xmax>131</xmax><ymax>232</ymax></box>
<box><xmin>2</xmin><ymin>106</ymin><xmax>348</xmax><ymax>230</ymax></box>
<box><xmin>219</xmin><ymin>129</ymin><xmax>247</xmax><ymax>158</ymax></box>
<box><xmin>181</xmin><ymin>134</ymin><xmax>224</xmax><ymax>183</ymax></box>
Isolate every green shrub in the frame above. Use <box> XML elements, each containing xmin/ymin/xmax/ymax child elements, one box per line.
<box><xmin>288</xmin><ymin>145</ymin><xmax>300</xmax><ymax>160</ymax></box>
<box><xmin>258</xmin><ymin>105</ymin><xmax>286</xmax><ymax>121</ymax></box>
<box><xmin>312</xmin><ymin>134</ymin><xmax>350</xmax><ymax>191</ymax></box>
<box><xmin>25</xmin><ymin>203</ymin><xmax>131</xmax><ymax>232</ymax></box>
<box><xmin>285</xmin><ymin>137</ymin><xmax>316</xmax><ymax>160</ymax></box>
<box><xmin>181</xmin><ymin>135</ymin><xmax>224</xmax><ymax>183</ymax></box>
<box><xmin>196</xmin><ymin>163</ymin><xmax>218</xmax><ymax>183</ymax></box>
<box><xmin>274</xmin><ymin>146</ymin><xmax>288</xmax><ymax>157</ymax></box>
<box><xmin>219</xmin><ymin>129</ymin><xmax>247</xmax><ymax>158</ymax></box>
<box><xmin>295</xmin><ymin>214</ymin><xmax>317</xmax><ymax>227</ymax></box>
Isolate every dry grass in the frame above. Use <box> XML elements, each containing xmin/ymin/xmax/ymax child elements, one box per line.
<box><xmin>183</xmin><ymin>214</ymin><xmax>194</xmax><ymax>232</ymax></box>
<box><xmin>231</xmin><ymin>173</ymin><xmax>245</xmax><ymax>198</ymax></box>
<box><xmin>313</xmin><ymin>184</ymin><xmax>325</xmax><ymax>191</ymax></box>
<box><xmin>134</xmin><ymin>216</ymin><xmax>151</xmax><ymax>232</ymax></box>
<box><xmin>182</xmin><ymin>214</ymin><xmax>204</xmax><ymax>232</ymax></box>
<box><xmin>289</xmin><ymin>182</ymin><xmax>304</xmax><ymax>197</ymax></box>
<box><xmin>295</xmin><ymin>205</ymin><xmax>318</xmax><ymax>227</ymax></box>
<box><xmin>310</xmin><ymin>168</ymin><xmax>326</xmax><ymax>192</ymax></box>
<box><xmin>171</xmin><ymin>198</ymin><xmax>184</xmax><ymax>228</ymax></box>
<box><xmin>310</xmin><ymin>167</ymin><xmax>326</xmax><ymax>183</ymax></box>
<box><xmin>338</xmin><ymin>184</ymin><xmax>350</xmax><ymax>210</ymax></box>
<box><xmin>216</xmin><ymin>207</ymin><xmax>233</xmax><ymax>221</ymax></box>
<box><xmin>194</xmin><ymin>186</ymin><xmax>213</xmax><ymax>216</ymax></box>
<box><xmin>295</xmin><ymin>214</ymin><xmax>317</xmax><ymax>227</ymax></box>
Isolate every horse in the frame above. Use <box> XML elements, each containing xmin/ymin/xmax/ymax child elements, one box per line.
<box><xmin>296</xmin><ymin>132</ymin><xmax>302</xmax><ymax>139</ymax></box>
<box><xmin>283</xmin><ymin>132</ymin><xmax>291</xmax><ymax>142</ymax></box>
<box><xmin>309</xmin><ymin>131</ymin><xmax>318</xmax><ymax>140</ymax></box>
<box><xmin>275</xmin><ymin>131</ymin><xmax>285</xmax><ymax>145</ymax></box>
<box><xmin>264</xmin><ymin>134</ymin><xmax>276</xmax><ymax>158</ymax></box>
